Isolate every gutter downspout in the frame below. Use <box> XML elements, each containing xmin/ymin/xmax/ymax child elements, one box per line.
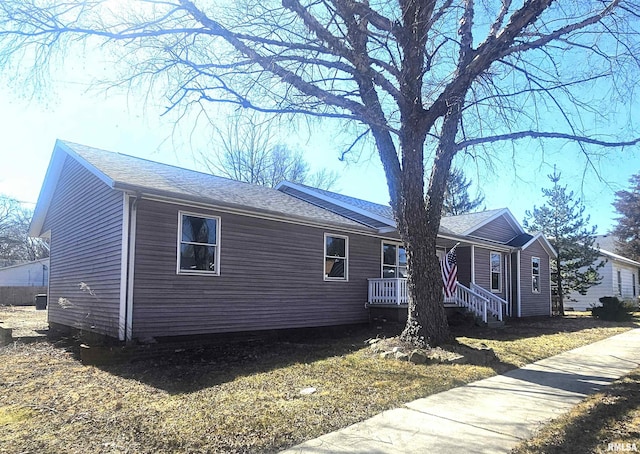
<box><xmin>505</xmin><ymin>254</ymin><xmax>510</xmax><ymax>317</ymax></box>
<box><xmin>118</xmin><ymin>193</ymin><xmax>130</xmax><ymax>341</ymax></box>
<box><xmin>517</xmin><ymin>250</ymin><xmax>522</xmax><ymax>318</ymax></box>
<box><xmin>118</xmin><ymin>193</ymin><xmax>138</xmax><ymax>342</ymax></box>
<box><xmin>126</xmin><ymin>196</ymin><xmax>138</xmax><ymax>342</ymax></box>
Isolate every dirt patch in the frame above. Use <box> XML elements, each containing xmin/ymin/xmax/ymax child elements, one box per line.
<box><xmin>368</xmin><ymin>336</ymin><xmax>497</xmax><ymax>365</ymax></box>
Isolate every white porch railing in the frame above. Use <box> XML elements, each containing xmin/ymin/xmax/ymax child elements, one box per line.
<box><xmin>367</xmin><ymin>278</ymin><xmax>508</xmax><ymax>324</ymax></box>
<box><xmin>470</xmin><ymin>283</ymin><xmax>509</xmax><ymax>320</ymax></box>
<box><xmin>367</xmin><ymin>278</ymin><xmax>408</xmax><ymax>305</ymax></box>
<box><xmin>454</xmin><ymin>283</ymin><xmax>490</xmax><ymax>323</ymax></box>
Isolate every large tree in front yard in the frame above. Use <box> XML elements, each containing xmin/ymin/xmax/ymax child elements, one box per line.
<box><xmin>1</xmin><ymin>1</ymin><xmax>639</xmax><ymax>345</ymax></box>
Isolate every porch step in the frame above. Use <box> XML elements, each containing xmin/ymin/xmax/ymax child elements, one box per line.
<box><xmin>448</xmin><ymin>307</ymin><xmax>505</xmax><ymax>328</ymax></box>
<box><xmin>485</xmin><ymin>315</ymin><xmax>505</xmax><ymax>328</ymax></box>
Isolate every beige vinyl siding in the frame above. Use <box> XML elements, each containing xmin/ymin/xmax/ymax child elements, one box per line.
<box><xmin>469</xmin><ymin>215</ymin><xmax>520</xmax><ymax>243</ymax></box>
<box><xmin>43</xmin><ymin>157</ymin><xmax>124</xmax><ymax>337</ymax></box>
<box><xmin>131</xmin><ymin>199</ymin><xmax>379</xmax><ymax>338</ymax></box>
<box><xmin>520</xmin><ymin>240</ymin><xmax>552</xmax><ymax>316</ymax></box>
<box><xmin>473</xmin><ymin>247</ymin><xmax>506</xmax><ymax>299</ymax></box>
<box><xmin>567</xmin><ymin>259</ymin><xmax>638</xmax><ymax>311</ymax></box>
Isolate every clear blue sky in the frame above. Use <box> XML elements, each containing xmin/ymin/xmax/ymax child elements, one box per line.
<box><xmin>0</xmin><ymin>68</ymin><xmax>638</xmax><ymax>235</ymax></box>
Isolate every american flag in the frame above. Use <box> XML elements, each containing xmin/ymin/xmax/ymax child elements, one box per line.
<box><xmin>441</xmin><ymin>245</ymin><xmax>458</xmax><ymax>298</ymax></box>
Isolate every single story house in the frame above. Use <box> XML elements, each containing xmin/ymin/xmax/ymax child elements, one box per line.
<box><xmin>0</xmin><ymin>258</ymin><xmax>49</xmax><ymax>306</ymax></box>
<box><xmin>29</xmin><ymin>140</ymin><xmax>556</xmax><ymax>342</ymax></box>
<box><xmin>566</xmin><ymin>234</ymin><xmax>640</xmax><ymax>311</ymax></box>
<box><xmin>0</xmin><ymin>258</ymin><xmax>49</xmax><ymax>287</ymax></box>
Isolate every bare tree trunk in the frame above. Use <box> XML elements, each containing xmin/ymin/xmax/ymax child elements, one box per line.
<box><xmin>401</xmin><ymin>226</ymin><xmax>451</xmax><ymax>346</ymax></box>
<box><xmin>396</xmin><ymin>115</ymin><xmax>455</xmax><ymax>346</ymax></box>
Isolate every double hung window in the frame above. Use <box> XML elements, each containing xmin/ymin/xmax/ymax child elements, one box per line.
<box><xmin>617</xmin><ymin>270</ymin><xmax>622</xmax><ymax>296</ymax></box>
<box><xmin>382</xmin><ymin>242</ymin><xmax>407</xmax><ymax>278</ymax></box>
<box><xmin>532</xmin><ymin>257</ymin><xmax>540</xmax><ymax>293</ymax></box>
<box><xmin>325</xmin><ymin>234</ymin><xmax>348</xmax><ymax>280</ymax></box>
<box><xmin>178</xmin><ymin>212</ymin><xmax>220</xmax><ymax>275</ymax></box>
<box><xmin>490</xmin><ymin>252</ymin><xmax>501</xmax><ymax>292</ymax></box>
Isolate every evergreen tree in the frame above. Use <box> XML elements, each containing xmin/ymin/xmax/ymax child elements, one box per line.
<box><xmin>524</xmin><ymin>169</ymin><xmax>604</xmax><ymax>315</ymax></box>
<box><xmin>442</xmin><ymin>168</ymin><xmax>485</xmax><ymax>216</ymax></box>
<box><xmin>612</xmin><ymin>174</ymin><xmax>640</xmax><ymax>262</ymax></box>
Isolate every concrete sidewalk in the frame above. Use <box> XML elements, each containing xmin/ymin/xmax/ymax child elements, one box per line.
<box><xmin>281</xmin><ymin>328</ymin><xmax>640</xmax><ymax>454</ymax></box>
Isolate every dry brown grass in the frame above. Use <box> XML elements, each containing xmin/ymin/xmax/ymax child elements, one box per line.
<box><xmin>0</xmin><ymin>307</ymin><xmax>638</xmax><ymax>453</ymax></box>
<box><xmin>0</xmin><ymin>305</ymin><xmax>47</xmax><ymax>337</ymax></box>
<box><xmin>512</xmin><ymin>368</ymin><xmax>640</xmax><ymax>454</ymax></box>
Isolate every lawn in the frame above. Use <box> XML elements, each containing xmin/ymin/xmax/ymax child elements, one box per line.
<box><xmin>1</xmin><ymin>307</ymin><xmax>638</xmax><ymax>453</ymax></box>
<box><xmin>512</xmin><ymin>367</ymin><xmax>640</xmax><ymax>454</ymax></box>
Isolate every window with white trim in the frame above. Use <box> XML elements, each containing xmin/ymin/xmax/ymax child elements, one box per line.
<box><xmin>382</xmin><ymin>242</ymin><xmax>407</xmax><ymax>278</ymax></box>
<box><xmin>178</xmin><ymin>212</ymin><xmax>220</xmax><ymax>275</ymax></box>
<box><xmin>633</xmin><ymin>273</ymin><xmax>637</xmax><ymax>297</ymax></box>
<box><xmin>324</xmin><ymin>234</ymin><xmax>348</xmax><ymax>280</ymax></box>
<box><xmin>617</xmin><ymin>269</ymin><xmax>622</xmax><ymax>296</ymax></box>
<box><xmin>490</xmin><ymin>252</ymin><xmax>501</xmax><ymax>292</ymax></box>
<box><xmin>532</xmin><ymin>257</ymin><xmax>540</xmax><ymax>293</ymax></box>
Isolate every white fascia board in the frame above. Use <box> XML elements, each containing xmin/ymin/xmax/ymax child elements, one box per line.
<box><xmin>462</xmin><ymin>208</ymin><xmax>525</xmax><ymax>237</ymax></box>
<box><xmin>438</xmin><ymin>233</ymin><xmax>514</xmax><ymax>252</ymax></box>
<box><xmin>600</xmin><ymin>248</ymin><xmax>640</xmax><ymax>267</ymax></box>
<box><xmin>58</xmin><ymin>140</ymin><xmax>116</xmax><ymax>188</ymax></box>
<box><xmin>29</xmin><ymin>140</ymin><xmax>117</xmax><ymax>238</ymax></box>
<box><xmin>28</xmin><ymin>144</ymin><xmax>67</xmax><ymax>237</ymax></box>
<box><xmin>276</xmin><ymin>181</ymin><xmax>396</xmax><ymax>228</ymax></box>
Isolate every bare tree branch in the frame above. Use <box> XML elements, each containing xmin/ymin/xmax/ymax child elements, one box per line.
<box><xmin>457</xmin><ymin>131</ymin><xmax>640</xmax><ymax>150</ymax></box>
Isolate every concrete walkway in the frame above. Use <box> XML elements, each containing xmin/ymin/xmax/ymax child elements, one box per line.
<box><xmin>281</xmin><ymin>328</ymin><xmax>640</xmax><ymax>454</ymax></box>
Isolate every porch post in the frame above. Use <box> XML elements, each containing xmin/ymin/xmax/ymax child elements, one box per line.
<box><xmin>470</xmin><ymin>245</ymin><xmax>476</xmax><ymax>285</ymax></box>
<box><xmin>516</xmin><ymin>250</ymin><xmax>522</xmax><ymax>317</ymax></box>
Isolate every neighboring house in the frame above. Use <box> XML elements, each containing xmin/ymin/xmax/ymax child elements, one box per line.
<box><xmin>0</xmin><ymin>258</ymin><xmax>49</xmax><ymax>287</ymax></box>
<box><xmin>0</xmin><ymin>258</ymin><xmax>49</xmax><ymax>306</ymax></box>
<box><xmin>566</xmin><ymin>234</ymin><xmax>640</xmax><ymax>311</ymax></box>
<box><xmin>29</xmin><ymin>140</ymin><xmax>556</xmax><ymax>342</ymax></box>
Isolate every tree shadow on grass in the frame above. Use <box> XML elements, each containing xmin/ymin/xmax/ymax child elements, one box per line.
<box><xmin>93</xmin><ymin>325</ymin><xmax>379</xmax><ymax>394</ymax></box>
<box><xmin>452</xmin><ymin>314</ymin><xmax>640</xmax><ymax>342</ymax></box>
<box><xmin>515</xmin><ymin>370</ymin><xmax>640</xmax><ymax>454</ymax></box>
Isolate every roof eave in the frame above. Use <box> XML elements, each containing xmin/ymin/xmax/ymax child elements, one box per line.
<box><xmin>277</xmin><ymin>181</ymin><xmax>396</xmax><ymax>228</ymax></box>
<box><xmin>461</xmin><ymin>208</ymin><xmax>525</xmax><ymax>237</ymax></box>
<box><xmin>29</xmin><ymin>140</ymin><xmax>116</xmax><ymax>238</ymax></box>
<box><xmin>599</xmin><ymin>248</ymin><xmax>640</xmax><ymax>267</ymax></box>
<box><xmin>113</xmin><ymin>182</ymin><xmax>377</xmax><ymax>234</ymax></box>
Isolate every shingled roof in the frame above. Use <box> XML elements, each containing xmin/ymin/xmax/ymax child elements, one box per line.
<box><xmin>277</xmin><ymin>183</ymin><xmax>523</xmax><ymax>239</ymax></box>
<box><xmin>439</xmin><ymin>208</ymin><xmax>507</xmax><ymax>236</ymax></box>
<box><xmin>32</xmin><ymin>140</ymin><xmax>539</xmax><ymax>247</ymax></box>
<box><xmin>289</xmin><ymin>183</ymin><xmax>395</xmax><ymax>220</ymax></box>
<box><xmin>30</xmin><ymin>141</ymin><xmax>375</xmax><ymax>236</ymax></box>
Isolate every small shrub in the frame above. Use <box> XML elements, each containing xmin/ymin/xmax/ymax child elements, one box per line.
<box><xmin>590</xmin><ymin>296</ymin><xmax>634</xmax><ymax>321</ymax></box>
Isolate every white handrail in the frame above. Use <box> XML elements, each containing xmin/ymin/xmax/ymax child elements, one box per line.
<box><xmin>470</xmin><ymin>283</ymin><xmax>508</xmax><ymax>321</ymax></box>
<box><xmin>366</xmin><ymin>279</ymin><xmax>505</xmax><ymax>324</ymax></box>
<box><xmin>455</xmin><ymin>282</ymin><xmax>490</xmax><ymax>323</ymax></box>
